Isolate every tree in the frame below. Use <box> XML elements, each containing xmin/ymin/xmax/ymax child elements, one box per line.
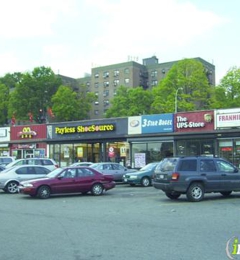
<box><xmin>151</xmin><ymin>59</ymin><xmax>212</xmax><ymax>113</ymax></box>
<box><xmin>8</xmin><ymin>67</ymin><xmax>61</xmax><ymax>122</ymax></box>
<box><xmin>0</xmin><ymin>72</ymin><xmax>23</xmax><ymax>90</ymax></box>
<box><xmin>105</xmin><ymin>86</ymin><xmax>154</xmax><ymax>118</ymax></box>
<box><xmin>51</xmin><ymin>85</ymin><xmax>96</xmax><ymax>121</ymax></box>
<box><xmin>213</xmin><ymin>67</ymin><xmax>240</xmax><ymax>108</ymax></box>
<box><xmin>0</xmin><ymin>84</ymin><xmax>10</xmax><ymax>125</ymax></box>
<box><xmin>77</xmin><ymin>84</ymin><xmax>97</xmax><ymax>120</ymax></box>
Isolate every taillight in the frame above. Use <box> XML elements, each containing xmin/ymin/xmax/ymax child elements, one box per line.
<box><xmin>171</xmin><ymin>172</ymin><xmax>179</xmax><ymax>181</ymax></box>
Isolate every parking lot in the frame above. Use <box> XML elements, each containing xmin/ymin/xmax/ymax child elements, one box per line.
<box><xmin>0</xmin><ymin>184</ymin><xmax>240</xmax><ymax>260</ymax></box>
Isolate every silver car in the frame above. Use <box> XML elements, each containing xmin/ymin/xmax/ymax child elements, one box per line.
<box><xmin>5</xmin><ymin>158</ymin><xmax>58</xmax><ymax>171</ymax></box>
<box><xmin>0</xmin><ymin>165</ymin><xmax>51</xmax><ymax>194</ymax></box>
<box><xmin>90</xmin><ymin>162</ymin><xmax>137</xmax><ymax>181</ymax></box>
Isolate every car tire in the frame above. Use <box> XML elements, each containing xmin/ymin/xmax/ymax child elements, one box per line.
<box><xmin>37</xmin><ymin>186</ymin><xmax>51</xmax><ymax>199</ymax></box>
<box><xmin>141</xmin><ymin>177</ymin><xmax>151</xmax><ymax>187</ymax></box>
<box><xmin>91</xmin><ymin>183</ymin><xmax>103</xmax><ymax>196</ymax></box>
<box><xmin>6</xmin><ymin>181</ymin><xmax>19</xmax><ymax>194</ymax></box>
<box><xmin>165</xmin><ymin>192</ymin><xmax>181</xmax><ymax>200</ymax></box>
<box><xmin>186</xmin><ymin>182</ymin><xmax>204</xmax><ymax>202</ymax></box>
<box><xmin>220</xmin><ymin>191</ymin><xmax>232</xmax><ymax>196</ymax></box>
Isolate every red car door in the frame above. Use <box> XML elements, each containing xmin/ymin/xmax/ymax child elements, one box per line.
<box><xmin>51</xmin><ymin>169</ymin><xmax>79</xmax><ymax>194</ymax></box>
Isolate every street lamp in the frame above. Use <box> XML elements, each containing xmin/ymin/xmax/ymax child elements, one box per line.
<box><xmin>175</xmin><ymin>87</ymin><xmax>183</xmax><ymax>113</ymax></box>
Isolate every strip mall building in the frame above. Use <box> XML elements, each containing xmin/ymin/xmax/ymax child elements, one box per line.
<box><xmin>1</xmin><ymin>108</ymin><xmax>240</xmax><ymax>168</ymax></box>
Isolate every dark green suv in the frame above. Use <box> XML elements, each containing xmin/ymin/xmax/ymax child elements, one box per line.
<box><xmin>153</xmin><ymin>156</ymin><xmax>240</xmax><ymax>202</ymax></box>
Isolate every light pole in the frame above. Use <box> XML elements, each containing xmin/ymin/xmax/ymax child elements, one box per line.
<box><xmin>175</xmin><ymin>87</ymin><xmax>183</xmax><ymax>113</ymax></box>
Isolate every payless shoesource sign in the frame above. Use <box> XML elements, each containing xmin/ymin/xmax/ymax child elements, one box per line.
<box><xmin>55</xmin><ymin>124</ymin><xmax>116</xmax><ymax>135</ymax></box>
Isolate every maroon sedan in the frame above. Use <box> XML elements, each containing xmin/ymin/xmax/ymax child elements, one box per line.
<box><xmin>18</xmin><ymin>166</ymin><xmax>116</xmax><ymax>199</ymax></box>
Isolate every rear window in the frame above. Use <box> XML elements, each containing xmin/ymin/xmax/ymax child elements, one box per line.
<box><xmin>155</xmin><ymin>158</ymin><xmax>179</xmax><ymax>172</ymax></box>
<box><xmin>0</xmin><ymin>158</ymin><xmax>13</xmax><ymax>163</ymax></box>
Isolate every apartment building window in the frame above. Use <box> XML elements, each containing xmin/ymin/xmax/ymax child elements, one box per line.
<box><xmin>94</xmin><ymin>110</ymin><xmax>99</xmax><ymax>115</ymax></box>
<box><xmin>113</xmin><ymin>79</ymin><xmax>119</xmax><ymax>86</ymax></box>
<box><xmin>104</xmin><ymin>109</ymin><xmax>108</xmax><ymax>114</ymax></box>
<box><xmin>103</xmin><ymin>71</ymin><xmax>109</xmax><ymax>78</ymax></box>
<box><xmin>151</xmin><ymin>80</ymin><xmax>158</xmax><ymax>86</ymax></box>
<box><xmin>124</xmin><ymin>68</ymin><xmax>129</xmax><ymax>74</ymax></box>
<box><xmin>86</xmin><ymin>82</ymin><xmax>90</xmax><ymax>87</ymax></box>
<box><xmin>94</xmin><ymin>101</ymin><xmax>99</xmax><ymax>105</ymax></box>
<box><xmin>114</xmin><ymin>89</ymin><xmax>117</xmax><ymax>96</ymax></box>
<box><xmin>125</xmin><ymin>78</ymin><xmax>130</xmax><ymax>84</ymax></box>
<box><xmin>104</xmin><ymin>81</ymin><xmax>109</xmax><ymax>87</ymax></box>
<box><xmin>104</xmin><ymin>100</ymin><xmax>109</xmax><ymax>107</ymax></box>
<box><xmin>94</xmin><ymin>73</ymin><xmax>99</xmax><ymax>78</ymax></box>
<box><xmin>162</xmin><ymin>69</ymin><xmax>165</xmax><ymax>74</ymax></box>
<box><xmin>151</xmin><ymin>70</ymin><xmax>157</xmax><ymax>77</ymax></box>
<box><xmin>103</xmin><ymin>90</ymin><xmax>109</xmax><ymax>97</ymax></box>
<box><xmin>95</xmin><ymin>91</ymin><xmax>99</xmax><ymax>96</ymax></box>
<box><xmin>114</xmin><ymin>70</ymin><xmax>119</xmax><ymax>77</ymax></box>
<box><xmin>95</xmin><ymin>82</ymin><xmax>99</xmax><ymax>88</ymax></box>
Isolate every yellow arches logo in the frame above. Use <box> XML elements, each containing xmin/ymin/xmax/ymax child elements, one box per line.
<box><xmin>17</xmin><ymin>127</ymin><xmax>37</xmax><ymax>139</ymax></box>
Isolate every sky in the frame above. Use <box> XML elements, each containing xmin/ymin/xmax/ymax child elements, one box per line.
<box><xmin>0</xmin><ymin>0</ymin><xmax>239</xmax><ymax>85</ymax></box>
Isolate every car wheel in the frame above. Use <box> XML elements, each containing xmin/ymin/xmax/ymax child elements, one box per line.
<box><xmin>6</xmin><ymin>181</ymin><xmax>19</xmax><ymax>194</ymax></box>
<box><xmin>187</xmin><ymin>182</ymin><xmax>204</xmax><ymax>202</ymax></box>
<box><xmin>165</xmin><ymin>192</ymin><xmax>181</xmax><ymax>200</ymax></box>
<box><xmin>220</xmin><ymin>191</ymin><xmax>232</xmax><ymax>196</ymax></box>
<box><xmin>91</xmin><ymin>183</ymin><xmax>103</xmax><ymax>196</ymax></box>
<box><xmin>37</xmin><ymin>186</ymin><xmax>51</xmax><ymax>199</ymax></box>
<box><xmin>141</xmin><ymin>177</ymin><xmax>151</xmax><ymax>187</ymax></box>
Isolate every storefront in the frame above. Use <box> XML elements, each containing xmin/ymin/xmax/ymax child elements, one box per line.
<box><xmin>174</xmin><ymin>110</ymin><xmax>215</xmax><ymax>157</ymax></box>
<box><xmin>6</xmin><ymin>108</ymin><xmax>240</xmax><ymax>168</ymax></box>
<box><xmin>46</xmin><ymin>118</ymin><xmax>130</xmax><ymax>167</ymax></box>
<box><xmin>214</xmin><ymin>108</ymin><xmax>240</xmax><ymax>167</ymax></box>
<box><xmin>127</xmin><ymin>114</ymin><xmax>174</xmax><ymax>168</ymax></box>
<box><xmin>10</xmin><ymin>125</ymin><xmax>47</xmax><ymax>159</ymax></box>
<box><xmin>0</xmin><ymin>127</ymin><xmax>11</xmax><ymax>156</ymax></box>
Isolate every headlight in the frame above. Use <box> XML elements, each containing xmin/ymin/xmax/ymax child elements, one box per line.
<box><xmin>22</xmin><ymin>183</ymin><xmax>33</xmax><ymax>188</ymax></box>
<box><xmin>129</xmin><ymin>175</ymin><xmax>138</xmax><ymax>179</ymax></box>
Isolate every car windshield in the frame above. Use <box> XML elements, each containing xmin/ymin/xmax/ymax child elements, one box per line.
<box><xmin>46</xmin><ymin>168</ymin><xmax>64</xmax><ymax>178</ymax></box>
<box><xmin>140</xmin><ymin>163</ymin><xmax>157</xmax><ymax>171</ymax></box>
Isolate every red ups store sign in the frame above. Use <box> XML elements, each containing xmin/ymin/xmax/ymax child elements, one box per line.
<box><xmin>215</xmin><ymin>108</ymin><xmax>240</xmax><ymax>129</ymax></box>
<box><xmin>175</xmin><ymin>111</ymin><xmax>214</xmax><ymax>132</ymax></box>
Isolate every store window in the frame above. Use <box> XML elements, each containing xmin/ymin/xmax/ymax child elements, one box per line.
<box><xmin>176</xmin><ymin>139</ymin><xmax>214</xmax><ymax>157</ymax></box>
<box><xmin>131</xmin><ymin>141</ymin><xmax>173</xmax><ymax>168</ymax></box>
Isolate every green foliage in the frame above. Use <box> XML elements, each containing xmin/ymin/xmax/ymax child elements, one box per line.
<box><xmin>0</xmin><ymin>84</ymin><xmax>9</xmax><ymax>125</ymax></box>
<box><xmin>8</xmin><ymin>67</ymin><xmax>62</xmax><ymax>122</ymax></box>
<box><xmin>51</xmin><ymin>85</ymin><xmax>96</xmax><ymax>121</ymax></box>
<box><xmin>0</xmin><ymin>72</ymin><xmax>23</xmax><ymax>89</ymax></box>
<box><xmin>51</xmin><ymin>86</ymin><xmax>80</xmax><ymax>121</ymax></box>
<box><xmin>151</xmin><ymin>59</ymin><xmax>212</xmax><ymax>113</ymax></box>
<box><xmin>105</xmin><ymin>86</ymin><xmax>154</xmax><ymax>118</ymax></box>
<box><xmin>214</xmin><ymin>67</ymin><xmax>240</xmax><ymax>108</ymax></box>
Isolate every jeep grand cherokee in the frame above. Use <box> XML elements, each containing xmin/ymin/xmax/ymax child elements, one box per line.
<box><xmin>152</xmin><ymin>156</ymin><xmax>240</xmax><ymax>202</ymax></box>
